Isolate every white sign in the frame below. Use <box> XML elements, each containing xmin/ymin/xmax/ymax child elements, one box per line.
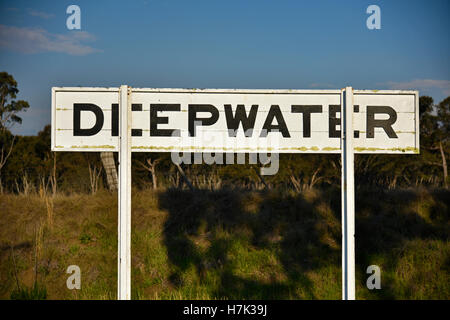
<box><xmin>51</xmin><ymin>86</ymin><xmax>420</xmax><ymax>301</ymax></box>
<box><xmin>51</xmin><ymin>88</ymin><xmax>419</xmax><ymax>154</ymax></box>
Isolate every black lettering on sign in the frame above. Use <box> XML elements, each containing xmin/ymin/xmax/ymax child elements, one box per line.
<box><xmin>329</xmin><ymin>105</ymin><xmax>360</xmax><ymax>138</ymax></box>
<box><xmin>188</xmin><ymin>104</ymin><xmax>219</xmax><ymax>137</ymax></box>
<box><xmin>291</xmin><ymin>105</ymin><xmax>322</xmax><ymax>138</ymax></box>
<box><xmin>260</xmin><ymin>105</ymin><xmax>290</xmax><ymax>137</ymax></box>
<box><xmin>329</xmin><ymin>105</ymin><xmax>340</xmax><ymax>138</ymax></box>
<box><xmin>131</xmin><ymin>104</ymin><xmax>143</xmax><ymax>136</ymax></box>
<box><xmin>353</xmin><ymin>105</ymin><xmax>360</xmax><ymax>138</ymax></box>
<box><xmin>150</xmin><ymin>104</ymin><xmax>181</xmax><ymax>137</ymax></box>
<box><xmin>111</xmin><ymin>103</ymin><xmax>118</xmax><ymax>136</ymax></box>
<box><xmin>366</xmin><ymin>106</ymin><xmax>398</xmax><ymax>138</ymax></box>
<box><xmin>224</xmin><ymin>104</ymin><xmax>258</xmax><ymax>137</ymax></box>
<box><xmin>73</xmin><ymin>103</ymin><xmax>104</xmax><ymax>136</ymax></box>
<box><xmin>112</xmin><ymin>103</ymin><xmax>146</xmax><ymax>136</ymax></box>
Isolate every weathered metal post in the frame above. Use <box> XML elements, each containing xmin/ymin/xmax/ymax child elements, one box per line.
<box><xmin>118</xmin><ymin>85</ymin><xmax>131</xmax><ymax>300</ymax></box>
<box><xmin>341</xmin><ymin>87</ymin><xmax>355</xmax><ymax>300</ymax></box>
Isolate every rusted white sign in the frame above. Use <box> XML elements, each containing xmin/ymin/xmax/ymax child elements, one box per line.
<box><xmin>52</xmin><ymin>88</ymin><xmax>419</xmax><ymax>153</ymax></box>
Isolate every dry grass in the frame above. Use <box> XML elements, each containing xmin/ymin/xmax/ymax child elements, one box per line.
<box><xmin>0</xmin><ymin>187</ymin><xmax>448</xmax><ymax>299</ymax></box>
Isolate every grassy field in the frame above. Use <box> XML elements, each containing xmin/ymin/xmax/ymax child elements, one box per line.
<box><xmin>0</xmin><ymin>187</ymin><xmax>448</xmax><ymax>299</ymax></box>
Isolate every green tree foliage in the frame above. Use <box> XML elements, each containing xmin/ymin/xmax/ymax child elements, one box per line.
<box><xmin>0</xmin><ymin>72</ymin><xmax>30</xmax><ymax>190</ymax></box>
<box><xmin>0</xmin><ymin>72</ymin><xmax>29</xmax><ymax>131</ymax></box>
<box><xmin>419</xmin><ymin>96</ymin><xmax>449</xmax><ymax>187</ymax></box>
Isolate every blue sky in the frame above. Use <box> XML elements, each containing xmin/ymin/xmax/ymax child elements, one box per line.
<box><xmin>0</xmin><ymin>0</ymin><xmax>449</xmax><ymax>135</ymax></box>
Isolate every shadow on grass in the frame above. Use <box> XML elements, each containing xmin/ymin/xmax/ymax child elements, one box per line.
<box><xmin>354</xmin><ymin>187</ymin><xmax>449</xmax><ymax>299</ymax></box>
<box><xmin>157</xmin><ymin>187</ymin><xmax>449</xmax><ymax>299</ymax></box>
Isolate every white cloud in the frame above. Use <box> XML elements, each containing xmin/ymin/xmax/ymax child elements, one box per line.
<box><xmin>0</xmin><ymin>25</ymin><xmax>101</xmax><ymax>55</ymax></box>
<box><xmin>385</xmin><ymin>79</ymin><xmax>450</xmax><ymax>96</ymax></box>
<box><xmin>27</xmin><ymin>9</ymin><xmax>54</xmax><ymax>19</ymax></box>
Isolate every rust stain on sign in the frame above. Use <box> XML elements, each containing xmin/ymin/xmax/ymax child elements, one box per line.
<box><xmin>70</xmin><ymin>145</ymin><xmax>116</xmax><ymax>149</ymax></box>
<box><xmin>354</xmin><ymin>146</ymin><xmax>419</xmax><ymax>153</ymax></box>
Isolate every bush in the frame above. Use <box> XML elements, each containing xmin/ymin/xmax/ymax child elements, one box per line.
<box><xmin>10</xmin><ymin>283</ymin><xmax>47</xmax><ymax>300</ymax></box>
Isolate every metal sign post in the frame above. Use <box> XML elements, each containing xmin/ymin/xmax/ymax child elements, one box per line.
<box><xmin>118</xmin><ymin>85</ymin><xmax>131</xmax><ymax>300</ymax></box>
<box><xmin>341</xmin><ymin>87</ymin><xmax>355</xmax><ymax>300</ymax></box>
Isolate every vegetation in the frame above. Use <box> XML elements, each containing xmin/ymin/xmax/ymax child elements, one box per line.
<box><xmin>0</xmin><ymin>187</ymin><xmax>448</xmax><ymax>299</ymax></box>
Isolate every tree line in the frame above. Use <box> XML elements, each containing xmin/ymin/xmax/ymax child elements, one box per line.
<box><xmin>0</xmin><ymin>72</ymin><xmax>448</xmax><ymax>194</ymax></box>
